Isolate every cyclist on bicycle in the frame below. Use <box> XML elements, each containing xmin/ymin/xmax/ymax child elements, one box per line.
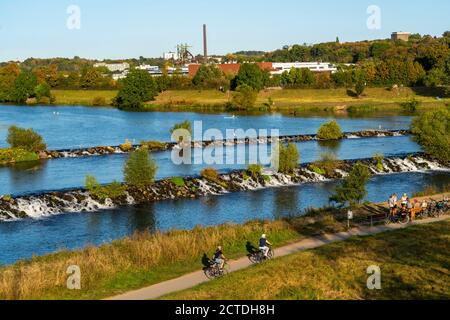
<box><xmin>259</xmin><ymin>234</ymin><xmax>272</xmax><ymax>259</ymax></box>
<box><xmin>213</xmin><ymin>246</ymin><xmax>226</xmax><ymax>271</ymax></box>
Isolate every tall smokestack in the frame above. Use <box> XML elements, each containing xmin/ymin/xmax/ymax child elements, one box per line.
<box><xmin>203</xmin><ymin>24</ymin><xmax>208</xmax><ymax>64</ymax></box>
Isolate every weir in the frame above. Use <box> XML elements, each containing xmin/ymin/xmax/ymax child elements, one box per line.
<box><xmin>0</xmin><ymin>153</ymin><xmax>447</xmax><ymax>221</ymax></box>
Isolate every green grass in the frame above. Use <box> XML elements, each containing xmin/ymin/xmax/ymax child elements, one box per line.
<box><xmin>50</xmin><ymin>87</ymin><xmax>449</xmax><ymax>113</ymax></box>
<box><xmin>0</xmin><ymin>148</ymin><xmax>39</xmax><ymax>165</ymax></box>
<box><xmin>163</xmin><ymin>219</ymin><xmax>450</xmax><ymax>300</ymax></box>
<box><xmin>52</xmin><ymin>89</ymin><xmax>117</xmax><ymax>106</ymax></box>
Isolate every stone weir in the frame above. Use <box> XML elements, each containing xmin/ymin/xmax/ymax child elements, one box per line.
<box><xmin>0</xmin><ymin>152</ymin><xmax>446</xmax><ymax>221</ymax></box>
<box><xmin>40</xmin><ymin>130</ymin><xmax>411</xmax><ymax>159</ymax></box>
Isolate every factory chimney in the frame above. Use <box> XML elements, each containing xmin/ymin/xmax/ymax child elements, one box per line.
<box><xmin>203</xmin><ymin>24</ymin><xmax>208</xmax><ymax>64</ymax></box>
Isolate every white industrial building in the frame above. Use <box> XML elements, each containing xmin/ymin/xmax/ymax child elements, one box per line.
<box><xmin>94</xmin><ymin>62</ymin><xmax>130</xmax><ymax>72</ymax></box>
<box><xmin>271</xmin><ymin>62</ymin><xmax>338</xmax><ymax>75</ymax></box>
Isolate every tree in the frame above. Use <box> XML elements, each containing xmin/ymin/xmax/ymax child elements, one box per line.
<box><xmin>192</xmin><ymin>64</ymin><xmax>227</xmax><ymax>89</ymax></box>
<box><xmin>10</xmin><ymin>71</ymin><xmax>37</xmax><ymax>103</ymax></box>
<box><xmin>411</xmin><ymin>108</ymin><xmax>450</xmax><ymax>162</ymax></box>
<box><xmin>231</xmin><ymin>63</ymin><xmax>264</xmax><ymax>91</ymax></box>
<box><xmin>80</xmin><ymin>67</ymin><xmax>104</xmax><ymax>88</ymax></box>
<box><xmin>330</xmin><ymin>162</ymin><xmax>371</xmax><ymax>206</ymax></box>
<box><xmin>277</xmin><ymin>143</ymin><xmax>300</xmax><ymax>174</ymax></box>
<box><xmin>34</xmin><ymin>82</ymin><xmax>53</xmax><ymax>102</ymax></box>
<box><xmin>0</xmin><ymin>63</ymin><xmax>20</xmax><ymax>102</ymax></box>
<box><xmin>231</xmin><ymin>85</ymin><xmax>258</xmax><ymax>110</ymax></box>
<box><xmin>354</xmin><ymin>77</ymin><xmax>366</xmax><ymax>98</ymax></box>
<box><xmin>7</xmin><ymin>126</ymin><xmax>47</xmax><ymax>152</ymax></box>
<box><xmin>114</xmin><ymin>69</ymin><xmax>158</xmax><ymax>110</ymax></box>
<box><xmin>317</xmin><ymin>120</ymin><xmax>343</xmax><ymax>140</ymax></box>
<box><xmin>123</xmin><ymin>146</ymin><xmax>158</xmax><ymax>188</ymax></box>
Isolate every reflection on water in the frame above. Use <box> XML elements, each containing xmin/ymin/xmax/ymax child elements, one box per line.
<box><xmin>1</xmin><ymin>171</ymin><xmax>448</xmax><ymax>266</ymax></box>
<box><xmin>317</xmin><ymin>140</ymin><xmax>342</xmax><ymax>153</ymax></box>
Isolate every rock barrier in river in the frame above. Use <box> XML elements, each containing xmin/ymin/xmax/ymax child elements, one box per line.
<box><xmin>40</xmin><ymin>130</ymin><xmax>411</xmax><ymax>159</ymax></box>
<box><xmin>0</xmin><ymin>152</ymin><xmax>446</xmax><ymax>221</ymax></box>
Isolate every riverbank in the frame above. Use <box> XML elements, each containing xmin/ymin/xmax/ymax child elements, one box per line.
<box><xmin>1</xmin><ymin>193</ymin><xmax>448</xmax><ymax>300</ymax></box>
<box><xmin>1</xmin><ymin>153</ymin><xmax>447</xmax><ymax>220</ymax></box>
<box><xmin>162</xmin><ymin>217</ymin><xmax>450</xmax><ymax>300</ymax></box>
<box><xmin>49</xmin><ymin>87</ymin><xmax>449</xmax><ymax>112</ymax></box>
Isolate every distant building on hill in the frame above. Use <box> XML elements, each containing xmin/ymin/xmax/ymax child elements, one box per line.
<box><xmin>391</xmin><ymin>32</ymin><xmax>411</xmax><ymax>41</ymax></box>
<box><xmin>188</xmin><ymin>62</ymin><xmax>337</xmax><ymax>77</ymax></box>
<box><xmin>271</xmin><ymin>62</ymin><xmax>337</xmax><ymax>75</ymax></box>
<box><xmin>94</xmin><ymin>62</ymin><xmax>130</xmax><ymax>72</ymax></box>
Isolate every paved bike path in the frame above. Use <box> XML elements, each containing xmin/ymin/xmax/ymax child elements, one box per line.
<box><xmin>108</xmin><ymin>215</ymin><xmax>449</xmax><ymax>300</ymax></box>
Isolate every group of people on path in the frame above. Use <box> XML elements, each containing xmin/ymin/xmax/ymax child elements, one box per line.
<box><xmin>388</xmin><ymin>193</ymin><xmax>428</xmax><ymax>220</ymax></box>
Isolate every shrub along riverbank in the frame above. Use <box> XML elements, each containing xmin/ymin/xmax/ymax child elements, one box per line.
<box><xmin>0</xmin><ymin>126</ymin><xmax>46</xmax><ymax>166</ymax></box>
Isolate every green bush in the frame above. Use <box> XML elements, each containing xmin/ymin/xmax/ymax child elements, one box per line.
<box><xmin>247</xmin><ymin>164</ymin><xmax>263</xmax><ymax>178</ymax></box>
<box><xmin>119</xmin><ymin>139</ymin><xmax>133</xmax><ymax>152</ymax></box>
<box><xmin>401</xmin><ymin>98</ymin><xmax>421</xmax><ymax>112</ymax></box>
<box><xmin>310</xmin><ymin>152</ymin><xmax>340</xmax><ymax>176</ymax></box>
<box><xmin>200</xmin><ymin>167</ymin><xmax>220</xmax><ymax>181</ymax></box>
<box><xmin>170</xmin><ymin>121</ymin><xmax>192</xmax><ymax>136</ymax></box>
<box><xmin>6</xmin><ymin>126</ymin><xmax>47</xmax><ymax>152</ymax></box>
<box><xmin>317</xmin><ymin>121</ymin><xmax>343</xmax><ymax>140</ymax></box>
<box><xmin>85</xmin><ymin>175</ymin><xmax>127</xmax><ymax>201</ymax></box>
<box><xmin>0</xmin><ymin>148</ymin><xmax>39</xmax><ymax>164</ymax></box>
<box><xmin>309</xmin><ymin>165</ymin><xmax>326</xmax><ymax>176</ymax></box>
<box><xmin>92</xmin><ymin>96</ymin><xmax>107</xmax><ymax>106</ymax></box>
<box><xmin>140</xmin><ymin>140</ymin><xmax>168</xmax><ymax>151</ymax></box>
<box><xmin>123</xmin><ymin>146</ymin><xmax>158</xmax><ymax>188</ymax></box>
<box><xmin>411</xmin><ymin>107</ymin><xmax>450</xmax><ymax>162</ymax></box>
<box><xmin>114</xmin><ymin>69</ymin><xmax>158</xmax><ymax>110</ymax></box>
<box><xmin>277</xmin><ymin>143</ymin><xmax>300</xmax><ymax>174</ymax></box>
<box><xmin>330</xmin><ymin>162</ymin><xmax>371</xmax><ymax>206</ymax></box>
<box><xmin>170</xmin><ymin>177</ymin><xmax>185</xmax><ymax>188</ymax></box>
<box><xmin>373</xmin><ymin>153</ymin><xmax>385</xmax><ymax>172</ymax></box>
<box><xmin>231</xmin><ymin>85</ymin><xmax>258</xmax><ymax>110</ymax></box>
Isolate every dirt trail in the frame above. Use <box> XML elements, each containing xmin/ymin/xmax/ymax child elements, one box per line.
<box><xmin>108</xmin><ymin>208</ymin><xmax>449</xmax><ymax>300</ymax></box>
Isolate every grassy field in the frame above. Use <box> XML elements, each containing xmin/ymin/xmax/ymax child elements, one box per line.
<box><xmin>52</xmin><ymin>89</ymin><xmax>117</xmax><ymax>106</ymax></box>
<box><xmin>146</xmin><ymin>87</ymin><xmax>449</xmax><ymax>112</ymax></box>
<box><xmin>50</xmin><ymin>87</ymin><xmax>449</xmax><ymax>112</ymax></box>
<box><xmin>163</xmin><ymin>220</ymin><xmax>450</xmax><ymax>300</ymax></box>
<box><xmin>0</xmin><ymin>205</ymin><xmax>374</xmax><ymax>300</ymax></box>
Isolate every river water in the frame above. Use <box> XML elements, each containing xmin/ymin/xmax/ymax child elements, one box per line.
<box><xmin>0</xmin><ymin>105</ymin><xmax>412</xmax><ymax>149</ymax></box>
<box><xmin>0</xmin><ymin>105</ymin><xmax>448</xmax><ymax>266</ymax></box>
<box><xmin>0</xmin><ymin>136</ymin><xmax>421</xmax><ymax>196</ymax></box>
<box><xmin>0</xmin><ymin>171</ymin><xmax>448</xmax><ymax>265</ymax></box>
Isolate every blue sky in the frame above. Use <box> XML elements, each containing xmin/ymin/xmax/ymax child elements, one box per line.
<box><xmin>0</xmin><ymin>0</ymin><xmax>449</xmax><ymax>61</ymax></box>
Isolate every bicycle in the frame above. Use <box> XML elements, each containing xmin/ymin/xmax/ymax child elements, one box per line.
<box><xmin>249</xmin><ymin>246</ymin><xmax>274</xmax><ymax>264</ymax></box>
<box><xmin>204</xmin><ymin>260</ymin><xmax>229</xmax><ymax>279</ymax></box>
<box><xmin>385</xmin><ymin>210</ymin><xmax>410</xmax><ymax>225</ymax></box>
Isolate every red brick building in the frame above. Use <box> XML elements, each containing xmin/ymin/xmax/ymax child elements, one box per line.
<box><xmin>188</xmin><ymin>62</ymin><xmax>273</xmax><ymax>77</ymax></box>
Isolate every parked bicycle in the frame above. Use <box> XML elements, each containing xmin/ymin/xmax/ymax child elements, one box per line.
<box><xmin>385</xmin><ymin>210</ymin><xmax>410</xmax><ymax>225</ymax></box>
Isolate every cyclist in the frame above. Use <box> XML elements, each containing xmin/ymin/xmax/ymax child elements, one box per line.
<box><xmin>213</xmin><ymin>246</ymin><xmax>226</xmax><ymax>271</ymax></box>
<box><xmin>259</xmin><ymin>234</ymin><xmax>272</xmax><ymax>259</ymax></box>
<box><xmin>401</xmin><ymin>193</ymin><xmax>409</xmax><ymax>207</ymax></box>
<box><xmin>388</xmin><ymin>194</ymin><xmax>397</xmax><ymax>216</ymax></box>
